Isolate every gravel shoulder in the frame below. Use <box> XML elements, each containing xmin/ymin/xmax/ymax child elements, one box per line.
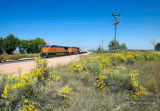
<box><xmin>0</xmin><ymin>52</ymin><xmax>91</xmax><ymax>76</ymax></box>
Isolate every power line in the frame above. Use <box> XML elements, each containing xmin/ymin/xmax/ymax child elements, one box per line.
<box><xmin>110</xmin><ymin>9</ymin><xmax>121</xmax><ymax>53</ymax></box>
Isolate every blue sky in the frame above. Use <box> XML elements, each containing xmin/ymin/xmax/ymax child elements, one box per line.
<box><xmin>0</xmin><ymin>0</ymin><xmax>160</xmax><ymax>50</ymax></box>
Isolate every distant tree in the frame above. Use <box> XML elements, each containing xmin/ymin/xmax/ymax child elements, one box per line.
<box><xmin>26</xmin><ymin>38</ymin><xmax>46</xmax><ymax>53</ymax></box>
<box><xmin>0</xmin><ymin>37</ymin><xmax>4</xmax><ymax>54</ymax></box>
<box><xmin>4</xmin><ymin>34</ymin><xmax>19</xmax><ymax>54</ymax></box>
<box><xmin>155</xmin><ymin>43</ymin><xmax>160</xmax><ymax>51</ymax></box>
<box><xmin>17</xmin><ymin>39</ymin><xmax>22</xmax><ymax>54</ymax></box>
<box><xmin>18</xmin><ymin>39</ymin><xmax>27</xmax><ymax>54</ymax></box>
<box><xmin>108</xmin><ymin>40</ymin><xmax>120</xmax><ymax>50</ymax></box>
<box><xmin>35</xmin><ymin>38</ymin><xmax>46</xmax><ymax>53</ymax></box>
<box><xmin>97</xmin><ymin>45</ymin><xmax>102</xmax><ymax>53</ymax></box>
<box><xmin>150</xmin><ymin>38</ymin><xmax>158</xmax><ymax>50</ymax></box>
<box><xmin>27</xmin><ymin>39</ymin><xmax>34</xmax><ymax>53</ymax></box>
<box><xmin>108</xmin><ymin>40</ymin><xmax>127</xmax><ymax>50</ymax></box>
<box><xmin>120</xmin><ymin>43</ymin><xmax>127</xmax><ymax>50</ymax></box>
<box><xmin>21</xmin><ymin>40</ymin><xmax>29</xmax><ymax>53</ymax></box>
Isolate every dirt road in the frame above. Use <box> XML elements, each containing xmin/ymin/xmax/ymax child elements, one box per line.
<box><xmin>0</xmin><ymin>52</ymin><xmax>90</xmax><ymax>75</ymax></box>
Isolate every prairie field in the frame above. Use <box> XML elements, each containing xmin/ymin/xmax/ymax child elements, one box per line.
<box><xmin>0</xmin><ymin>51</ymin><xmax>160</xmax><ymax>111</ymax></box>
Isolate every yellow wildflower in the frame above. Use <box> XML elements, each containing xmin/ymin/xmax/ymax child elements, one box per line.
<box><xmin>24</xmin><ymin>99</ymin><xmax>28</xmax><ymax>103</ymax></box>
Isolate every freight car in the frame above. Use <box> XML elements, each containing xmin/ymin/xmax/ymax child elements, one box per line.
<box><xmin>40</xmin><ymin>45</ymin><xmax>80</xmax><ymax>57</ymax></box>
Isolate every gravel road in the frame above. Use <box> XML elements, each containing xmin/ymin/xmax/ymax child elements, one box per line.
<box><xmin>0</xmin><ymin>52</ymin><xmax>91</xmax><ymax>75</ymax></box>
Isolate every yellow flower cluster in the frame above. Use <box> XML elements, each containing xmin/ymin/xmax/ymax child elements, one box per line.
<box><xmin>129</xmin><ymin>70</ymin><xmax>145</xmax><ymax>98</ymax></box>
<box><xmin>24</xmin><ymin>99</ymin><xmax>28</xmax><ymax>103</ymax></box>
<box><xmin>68</xmin><ymin>62</ymin><xmax>83</xmax><ymax>73</ymax></box>
<box><xmin>133</xmin><ymin>90</ymin><xmax>145</xmax><ymax>98</ymax></box>
<box><xmin>2</xmin><ymin>84</ymin><xmax>9</xmax><ymax>98</ymax></box>
<box><xmin>11</xmin><ymin>76</ymin><xmax>15</xmax><ymax>81</ymax></box>
<box><xmin>130</xmin><ymin>70</ymin><xmax>139</xmax><ymax>78</ymax></box>
<box><xmin>12</xmin><ymin>82</ymin><xmax>22</xmax><ymax>90</ymax></box>
<box><xmin>143</xmin><ymin>52</ymin><xmax>155</xmax><ymax>60</ymax></box>
<box><xmin>82</xmin><ymin>71</ymin><xmax>88</xmax><ymax>78</ymax></box>
<box><xmin>68</xmin><ymin>51</ymin><xmax>150</xmax><ymax>98</ymax></box>
<box><xmin>34</xmin><ymin>57</ymin><xmax>47</xmax><ymax>68</ymax></box>
<box><xmin>62</xmin><ymin>85</ymin><xmax>72</xmax><ymax>98</ymax></box>
<box><xmin>0</xmin><ymin>57</ymin><xmax>66</xmax><ymax>110</ymax></box>
<box><xmin>19</xmin><ymin>104</ymin><xmax>38</xmax><ymax>111</ymax></box>
<box><xmin>96</xmin><ymin>79</ymin><xmax>106</xmax><ymax>91</ymax></box>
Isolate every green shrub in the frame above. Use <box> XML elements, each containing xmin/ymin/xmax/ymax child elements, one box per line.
<box><xmin>0</xmin><ymin>58</ymin><xmax>72</xmax><ymax>110</ymax></box>
<box><xmin>155</xmin><ymin>43</ymin><xmax>160</xmax><ymax>51</ymax></box>
<box><xmin>11</xmin><ymin>55</ymin><xmax>20</xmax><ymax>60</ymax></box>
<box><xmin>97</xmin><ymin>45</ymin><xmax>103</xmax><ymax>53</ymax></box>
<box><xmin>0</xmin><ymin>56</ymin><xmax>3</xmax><ymax>62</ymax></box>
<box><xmin>143</xmin><ymin>52</ymin><xmax>155</xmax><ymax>60</ymax></box>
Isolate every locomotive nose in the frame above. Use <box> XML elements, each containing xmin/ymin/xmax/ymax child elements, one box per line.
<box><xmin>41</xmin><ymin>47</ymin><xmax>45</xmax><ymax>54</ymax></box>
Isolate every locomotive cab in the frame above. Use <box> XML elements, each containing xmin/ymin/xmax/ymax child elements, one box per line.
<box><xmin>41</xmin><ymin>45</ymin><xmax>51</xmax><ymax>57</ymax></box>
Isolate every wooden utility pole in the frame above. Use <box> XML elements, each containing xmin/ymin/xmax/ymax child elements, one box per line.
<box><xmin>110</xmin><ymin>9</ymin><xmax>121</xmax><ymax>53</ymax></box>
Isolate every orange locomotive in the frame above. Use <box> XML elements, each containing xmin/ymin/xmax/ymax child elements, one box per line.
<box><xmin>41</xmin><ymin>45</ymin><xmax>80</xmax><ymax>57</ymax></box>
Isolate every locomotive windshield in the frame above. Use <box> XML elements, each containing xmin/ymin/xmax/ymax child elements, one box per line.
<box><xmin>44</xmin><ymin>46</ymin><xmax>50</xmax><ymax>48</ymax></box>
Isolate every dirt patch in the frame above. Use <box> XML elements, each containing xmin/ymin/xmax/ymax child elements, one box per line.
<box><xmin>0</xmin><ymin>52</ymin><xmax>91</xmax><ymax>76</ymax></box>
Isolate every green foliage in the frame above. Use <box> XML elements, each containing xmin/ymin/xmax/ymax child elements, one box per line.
<box><xmin>3</xmin><ymin>34</ymin><xmax>19</xmax><ymax>54</ymax></box>
<box><xmin>155</xmin><ymin>43</ymin><xmax>160</xmax><ymax>51</ymax></box>
<box><xmin>17</xmin><ymin>39</ymin><xmax>25</xmax><ymax>54</ymax></box>
<box><xmin>0</xmin><ymin>37</ymin><xmax>4</xmax><ymax>54</ymax></box>
<box><xmin>0</xmin><ymin>34</ymin><xmax>46</xmax><ymax>54</ymax></box>
<box><xmin>120</xmin><ymin>43</ymin><xmax>127</xmax><ymax>50</ymax></box>
<box><xmin>108</xmin><ymin>40</ymin><xmax>127</xmax><ymax>50</ymax></box>
<box><xmin>97</xmin><ymin>45</ymin><xmax>103</xmax><ymax>53</ymax></box>
<box><xmin>0</xmin><ymin>56</ymin><xmax>3</xmax><ymax>62</ymax></box>
<box><xmin>108</xmin><ymin>40</ymin><xmax>120</xmax><ymax>50</ymax></box>
<box><xmin>25</xmin><ymin>38</ymin><xmax>46</xmax><ymax>53</ymax></box>
<box><xmin>18</xmin><ymin>38</ymin><xmax>46</xmax><ymax>53</ymax></box>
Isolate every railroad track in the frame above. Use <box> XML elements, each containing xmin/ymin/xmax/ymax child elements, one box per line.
<box><xmin>0</xmin><ymin>52</ymin><xmax>87</xmax><ymax>65</ymax></box>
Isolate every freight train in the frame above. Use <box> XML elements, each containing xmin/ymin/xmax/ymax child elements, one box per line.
<box><xmin>40</xmin><ymin>45</ymin><xmax>80</xmax><ymax>57</ymax></box>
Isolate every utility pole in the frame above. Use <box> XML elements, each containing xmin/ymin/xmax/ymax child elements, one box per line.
<box><xmin>110</xmin><ymin>9</ymin><xmax>121</xmax><ymax>53</ymax></box>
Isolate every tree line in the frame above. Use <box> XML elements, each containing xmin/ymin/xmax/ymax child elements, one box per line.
<box><xmin>0</xmin><ymin>34</ymin><xmax>46</xmax><ymax>54</ymax></box>
<box><xmin>108</xmin><ymin>40</ymin><xmax>127</xmax><ymax>50</ymax></box>
<box><xmin>97</xmin><ymin>39</ymin><xmax>127</xmax><ymax>53</ymax></box>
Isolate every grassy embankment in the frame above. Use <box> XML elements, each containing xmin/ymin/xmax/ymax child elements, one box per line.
<box><xmin>0</xmin><ymin>51</ymin><xmax>160</xmax><ymax>111</ymax></box>
<box><xmin>0</xmin><ymin>53</ymin><xmax>40</xmax><ymax>62</ymax></box>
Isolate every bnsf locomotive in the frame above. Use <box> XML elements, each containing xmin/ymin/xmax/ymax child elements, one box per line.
<box><xmin>40</xmin><ymin>45</ymin><xmax>80</xmax><ymax>57</ymax></box>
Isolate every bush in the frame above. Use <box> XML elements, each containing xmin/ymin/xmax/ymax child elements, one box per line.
<box><xmin>0</xmin><ymin>58</ymin><xmax>72</xmax><ymax>110</ymax></box>
<box><xmin>155</xmin><ymin>43</ymin><xmax>160</xmax><ymax>51</ymax></box>
<box><xmin>11</xmin><ymin>55</ymin><xmax>20</xmax><ymax>60</ymax></box>
<box><xmin>68</xmin><ymin>52</ymin><xmax>146</xmax><ymax>98</ymax></box>
<box><xmin>110</xmin><ymin>53</ymin><xmax>126</xmax><ymax>63</ymax></box>
<box><xmin>97</xmin><ymin>45</ymin><xmax>103</xmax><ymax>53</ymax></box>
<box><xmin>0</xmin><ymin>56</ymin><xmax>3</xmax><ymax>62</ymax></box>
<box><xmin>143</xmin><ymin>52</ymin><xmax>155</xmax><ymax>60</ymax></box>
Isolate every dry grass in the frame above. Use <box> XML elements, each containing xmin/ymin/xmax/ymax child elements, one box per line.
<box><xmin>0</xmin><ymin>53</ymin><xmax>40</xmax><ymax>62</ymax></box>
<box><xmin>79</xmin><ymin>55</ymin><xmax>86</xmax><ymax>59</ymax></box>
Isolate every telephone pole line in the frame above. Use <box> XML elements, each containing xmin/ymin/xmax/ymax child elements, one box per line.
<box><xmin>110</xmin><ymin>9</ymin><xmax>121</xmax><ymax>53</ymax></box>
